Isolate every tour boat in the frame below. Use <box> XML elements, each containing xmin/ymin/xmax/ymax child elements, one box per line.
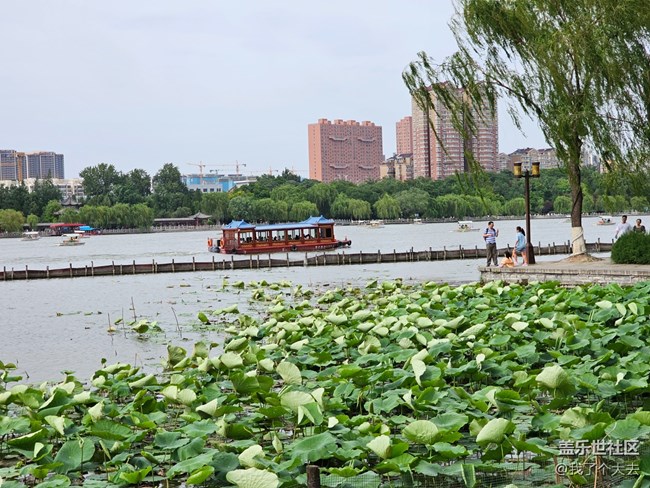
<box><xmin>456</xmin><ymin>221</ymin><xmax>480</xmax><ymax>232</ymax></box>
<box><xmin>596</xmin><ymin>216</ymin><xmax>615</xmax><ymax>226</ymax></box>
<box><xmin>367</xmin><ymin>220</ymin><xmax>385</xmax><ymax>228</ymax></box>
<box><xmin>413</xmin><ymin>218</ymin><xmax>423</xmax><ymax>224</ymax></box>
<box><xmin>208</xmin><ymin>216</ymin><xmax>352</xmax><ymax>254</ymax></box>
<box><xmin>21</xmin><ymin>231</ymin><xmax>40</xmax><ymax>241</ymax></box>
<box><xmin>49</xmin><ymin>222</ymin><xmax>85</xmax><ymax>236</ymax></box>
<box><xmin>59</xmin><ymin>234</ymin><xmax>85</xmax><ymax>246</ymax></box>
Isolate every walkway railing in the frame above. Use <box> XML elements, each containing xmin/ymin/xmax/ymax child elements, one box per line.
<box><xmin>0</xmin><ymin>240</ymin><xmax>612</xmax><ymax>281</ymax></box>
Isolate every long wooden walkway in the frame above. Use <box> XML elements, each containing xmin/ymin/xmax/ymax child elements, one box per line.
<box><xmin>0</xmin><ymin>241</ymin><xmax>612</xmax><ymax>281</ymax></box>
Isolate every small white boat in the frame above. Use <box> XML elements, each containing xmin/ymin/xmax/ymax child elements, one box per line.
<box><xmin>413</xmin><ymin>218</ymin><xmax>423</xmax><ymax>225</ymax></box>
<box><xmin>22</xmin><ymin>231</ymin><xmax>40</xmax><ymax>241</ymax></box>
<box><xmin>59</xmin><ymin>234</ymin><xmax>85</xmax><ymax>246</ymax></box>
<box><xmin>596</xmin><ymin>216</ymin><xmax>615</xmax><ymax>226</ymax></box>
<box><xmin>367</xmin><ymin>220</ymin><xmax>385</xmax><ymax>228</ymax></box>
<box><xmin>456</xmin><ymin>221</ymin><xmax>480</xmax><ymax>232</ymax></box>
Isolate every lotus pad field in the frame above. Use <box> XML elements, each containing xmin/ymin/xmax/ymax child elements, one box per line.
<box><xmin>2</xmin><ymin>279</ymin><xmax>650</xmax><ymax>488</ymax></box>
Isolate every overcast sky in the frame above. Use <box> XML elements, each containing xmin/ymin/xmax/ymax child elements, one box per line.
<box><xmin>1</xmin><ymin>1</ymin><xmax>546</xmax><ymax>178</ymax></box>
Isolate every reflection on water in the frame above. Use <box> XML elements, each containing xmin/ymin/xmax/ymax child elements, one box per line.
<box><xmin>0</xmin><ymin>215</ymin><xmax>636</xmax><ymax>384</ymax></box>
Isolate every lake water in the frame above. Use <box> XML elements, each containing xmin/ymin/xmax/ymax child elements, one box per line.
<box><xmin>0</xmin><ymin>215</ymin><xmax>639</xmax><ymax>383</ymax></box>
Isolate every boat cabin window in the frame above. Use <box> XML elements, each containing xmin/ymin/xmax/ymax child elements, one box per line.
<box><xmin>238</xmin><ymin>231</ymin><xmax>254</xmax><ymax>244</ymax></box>
<box><xmin>271</xmin><ymin>230</ymin><xmax>286</xmax><ymax>241</ymax></box>
<box><xmin>319</xmin><ymin>227</ymin><xmax>332</xmax><ymax>239</ymax></box>
<box><xmin>256</xmin><ymin>231</ymin><xmax>270</xmax><ymax>242</ymax></box>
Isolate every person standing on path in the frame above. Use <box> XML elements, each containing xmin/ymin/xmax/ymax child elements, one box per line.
<box><xmin>614</xmin><ymin>215</ymin><xmax>633</xmax><ymax>239</ymax></box>
<box><xmin>513</xmin><ymin>226</ymin><xmax>527</xmax><ymax>266</ymax></box>
<box><xmin>633</xmin><ymin>218</ymin><xmax>646</xmax><ymax>233</ymax></box>
<box><xmin>483</xmin><ymin>221</ymin><xmax>499</xmax><ymax>266</ymax></box>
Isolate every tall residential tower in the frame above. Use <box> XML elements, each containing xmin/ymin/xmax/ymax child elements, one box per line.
<box><xmin>308</xmin><ymin>119</ymin><xmax>383</xmax><ymax>183</ymax></box>
<box><xmin>411</xmin><ymin>86</ymin><xmax>498</xmax><ymax>179</ymax></box>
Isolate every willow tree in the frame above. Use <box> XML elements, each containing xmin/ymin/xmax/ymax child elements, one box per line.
<box><xmin>404</xmin><ymin>0</ymin><xmax>650</xmax><ymax>256</ymax></box>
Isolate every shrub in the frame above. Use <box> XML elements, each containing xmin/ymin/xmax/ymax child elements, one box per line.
<box><xmin>611</xmin><ymin>231</ymin><xmax>650</xmax><ymax>264</ymax></box>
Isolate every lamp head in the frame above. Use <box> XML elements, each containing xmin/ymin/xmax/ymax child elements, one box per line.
<box><xmin>513</xmin><ymin>161</ymin><xmax>522</xmax><ymax>178</ymax></box>
<box><xmin>532</xmin><ymin>161</ymin><xmax>541</xmax><ymax>177</ymax></box>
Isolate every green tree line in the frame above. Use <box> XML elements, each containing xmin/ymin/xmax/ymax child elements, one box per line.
<box><xmin>1</xmin><ymin>164</ymin><xmax>648</xmax><ymax>232</ymax></box>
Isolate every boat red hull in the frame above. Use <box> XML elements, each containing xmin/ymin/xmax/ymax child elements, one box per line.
<box><xmin>210</xmin><ymin>239</ymin><xmax>351</xmax><ymax>254</ymax></box>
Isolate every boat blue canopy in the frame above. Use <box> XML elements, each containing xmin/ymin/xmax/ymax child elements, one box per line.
<box><xmin>223</xmin><ymin>216</ymin><xmax>334</xmax><ymax>231</ymax></box>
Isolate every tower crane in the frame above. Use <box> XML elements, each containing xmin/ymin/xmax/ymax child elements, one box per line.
<box><xmin>206</xmin><ymin>161</ymin><xmax>247</xmax><ymax>175</ymax></box>
<box><xmin>187</xmin><ymin>162</ymin><xmax>206</xmax><ymax>177</ymax></box>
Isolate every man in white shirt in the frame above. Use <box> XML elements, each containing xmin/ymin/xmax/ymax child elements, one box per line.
<box><xmin>614</xmin><ymin>215</ymin><xmax>633</xmax><ymax>239</ymax></box>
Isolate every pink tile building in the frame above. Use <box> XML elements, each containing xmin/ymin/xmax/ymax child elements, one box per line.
<box><xmin>411</xmin><ymin>86</ymin><xmax>498</xmax><ymax>179</ymax></box>
<box><xmin>308</xmin><ymin>119</ymin><xmax>384</xmax><ymax>183</ymax></box>
<box><xmin>396</xmin><ymin>116</ymin><xmax>412</xmax><ymax>155</ymax></box>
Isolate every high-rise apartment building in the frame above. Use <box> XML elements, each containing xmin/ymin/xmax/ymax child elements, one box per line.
<box><xmin>395</xmin><ymin>116</ymin><xmax>412</xmax><ymax>155</ymax></box>
<box><xmin>27</xmin><ymin>151</ymin><xmax>65</xmax><ymax>179</ymax></box>
<box><xmin>0</xmin><ymin>150</ymin><xmax>20</xmax><ymax>180</ymax></box>
<box><xmin>0</xmin><ymin>149</ymin><xmax>64</xmax><ymax>181</ymax></box>
<box><xmin>308</xmin><ymin>119</ymin><xmax>383</xmax><ymax>183</ymax></box>
<box><xmin>411</xmin><ymin>86</ymin><xmax>498</xmax><ymax>179</ymax></box>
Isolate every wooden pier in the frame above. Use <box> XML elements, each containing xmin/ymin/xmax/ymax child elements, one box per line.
<box><xmin>0</xmin><ymin>240</ymin><xmax>612</xmax><ymax>281</ymax></box>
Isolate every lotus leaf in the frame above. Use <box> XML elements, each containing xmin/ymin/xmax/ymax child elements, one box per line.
<box><xmin>271</xmin><ymin>432</ymin><xmax>283</xmax><ymax>453</ymax></box>
<box><xmin>220</xmin><ymin>352</ymin><xmax>243</xmax><ymax>369</ymax></box>
<box><xmin>128</xmin><ymin>374</ymin><xmax>156</xmax><ymax>389</ymax></box>
<box><xmin>403</xmin><ymin>419</ymin><xmax>439</xmax><ymax>445</ymax></box>
<box><xmin>168</xmin><ymin>452</ymin><xmax>217</xmax><ymax>478</ymax></box>
<box><xmin>290</xmin><ymin>338</ymin><xmax>309</xmax><ymax>350</ymax></box>
<box><xmin>298</xmin><ymin>402</ymin><xmax>323</xmax><ymax>425</ymax></box>
<box><xmin>258</xmin><ymin>358</ymin><xmax>274</xmax><ymax>372</ymax></box>
<box><xmin>411</xmin><ymin>359</ymin><xmax>426</xmax><ymax>387</ymax></box>
<box><xmin>177</xmin><ymin>389</ymin><xmax>197</xmax><ymax>406</ymax></box>
<box><xmin>358</xmin><ymin>336</ymin><xmax>381</xmax><ymax>355</ymax></box>
<box><xmin>186</xmin><ymin>465</ymin><xmax>214</xmax><ymax>485</ymax></box>
<box><xmin>476</xmin><ymin>418</ymin><xmax>513</xmax><ymax>445</ymax></box>
<box><xmin>162</xmin><ymin>385</ymin><xmax>178</xmax><ymax>401</ymax></box>
<box><xmin>0</xmin><ymin>391</ymin><xmax>12</xmax><ymax>405</ymax></box>
<box><xmin>373</xmin><ymin>326</ymin><xmax>390</xmax><ymax>336</ymax></box>
<box><xmin>87</xmin><ymin>401</ymin><xmax>104</xmax><ymax>422</ymax></box>
<box><xmin>54</xmin><ymin>438</ymin><xmax>95</xmax><ymax>474</ymax></box>
<box><xmin>166</xmin><ymin>346</ymin><xmax>187</xmax><ymax>367</ymax></box>
<box><xmin>280</xmin><ymin>390</ymin><xmax>313</xmax><ymax>413</ymax></box>
<box><xmin>459</xmin><ymin>323</ymin><xmax>486</xmax><ymax>338</ymax></box>
<box><xmin>44</xmin><ymin>415</ymin><xmax>68</xmax><ymax>436</ymax></box>
<box><xmin>72</xmin><ymin>391</ymin><xmax>92</xmax><ymax>404</ymax></box>
<box><xmin>225</xmin><ymin>337</ymin><xmax>248</xmax><ymax>351</ymax></box>
<box><xmin>239</xmin><ymin>444</ymin><xmax>264</xmax><ymax>468</ymax></box>
<box><xmin>289</xmin><ymin>431</ymin><xmax>338</xmax><ymax>463</ymax></box>
<box><xmin>352</xmin><ymin>310</ymin><xmax>372</xmax><ymax>321</ymax></box>
<box><xmin>537</xmin><ymin>317</ymin><xmax>555</xmax><ymax>329</ymax></box>
<box><xmin>366</xmin><ymin>434</ymin><xmax>392</xmax><ymax>459</ymax></box>
<box><xmin>536</xmin><ymin>364</ymin><xmax>570</xmax><ymax>390</ymax></box>
<box><xmin>325</xmin><ymin>313</ymin><xmax>347</xmax><ymax>325</ymax></box>
<box><xmin>195</xmin><ymin>398</ymin><xmax>219</xmax><ymax>417</ymax></box>
<box><xmin>276</xmin><ymin>361</ymin><xmax>301</xmax><ymax>385</ymax></box>
<box><xmin>226</xmin><ymin>468</ymin><xmax>279</xmax><ymax>488</ymax></box>
<box><xmin>511</xmin><ymin>321</ymin><xmax>529</xmax><ymax>332</ymax></box>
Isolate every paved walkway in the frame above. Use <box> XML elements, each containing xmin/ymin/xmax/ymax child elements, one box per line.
<box><xmin>479</xmin><ymin>258</ymin><xmax>650</xmax><ymax>285</ymax></box>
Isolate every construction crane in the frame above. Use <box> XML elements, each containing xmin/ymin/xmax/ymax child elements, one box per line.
<box><xmin>187</xmin><ymin>162</ymin><xmax>206</xmax><ymax>177</ymax></box>
<box><xmin>207</xmin><ymin>161</ymin><xmax>247</xmax><ymax>175</ymax></box>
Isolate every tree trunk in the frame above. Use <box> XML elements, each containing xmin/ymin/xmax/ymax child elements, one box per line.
<box><xmin>567</xmin><ymin>137</ymin><xmax>587</xmax><ymax>256</ymax></box>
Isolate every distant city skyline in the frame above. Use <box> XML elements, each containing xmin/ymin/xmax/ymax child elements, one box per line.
<box><xmin>0</xmin><ymin>1</ymin><xmax>547</xmax><ymax>179</ymax></box>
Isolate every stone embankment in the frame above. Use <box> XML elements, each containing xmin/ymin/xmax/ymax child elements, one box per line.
<box><xmin>480</xmin><ymin>258</ymin><xmax>650</xmax><ymax>285</ymax></box>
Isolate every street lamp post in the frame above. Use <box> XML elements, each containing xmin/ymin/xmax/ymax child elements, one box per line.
<box><xmin>513</xmin><ymin>161</ymin><xmax>540</xmax><ymax>265</ymax></box>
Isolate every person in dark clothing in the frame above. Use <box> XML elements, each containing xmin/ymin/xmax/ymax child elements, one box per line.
<box><xmin>482</xmin><ymin>221</ymin><xmax>499</xmax><ymax>266</ymax></box>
